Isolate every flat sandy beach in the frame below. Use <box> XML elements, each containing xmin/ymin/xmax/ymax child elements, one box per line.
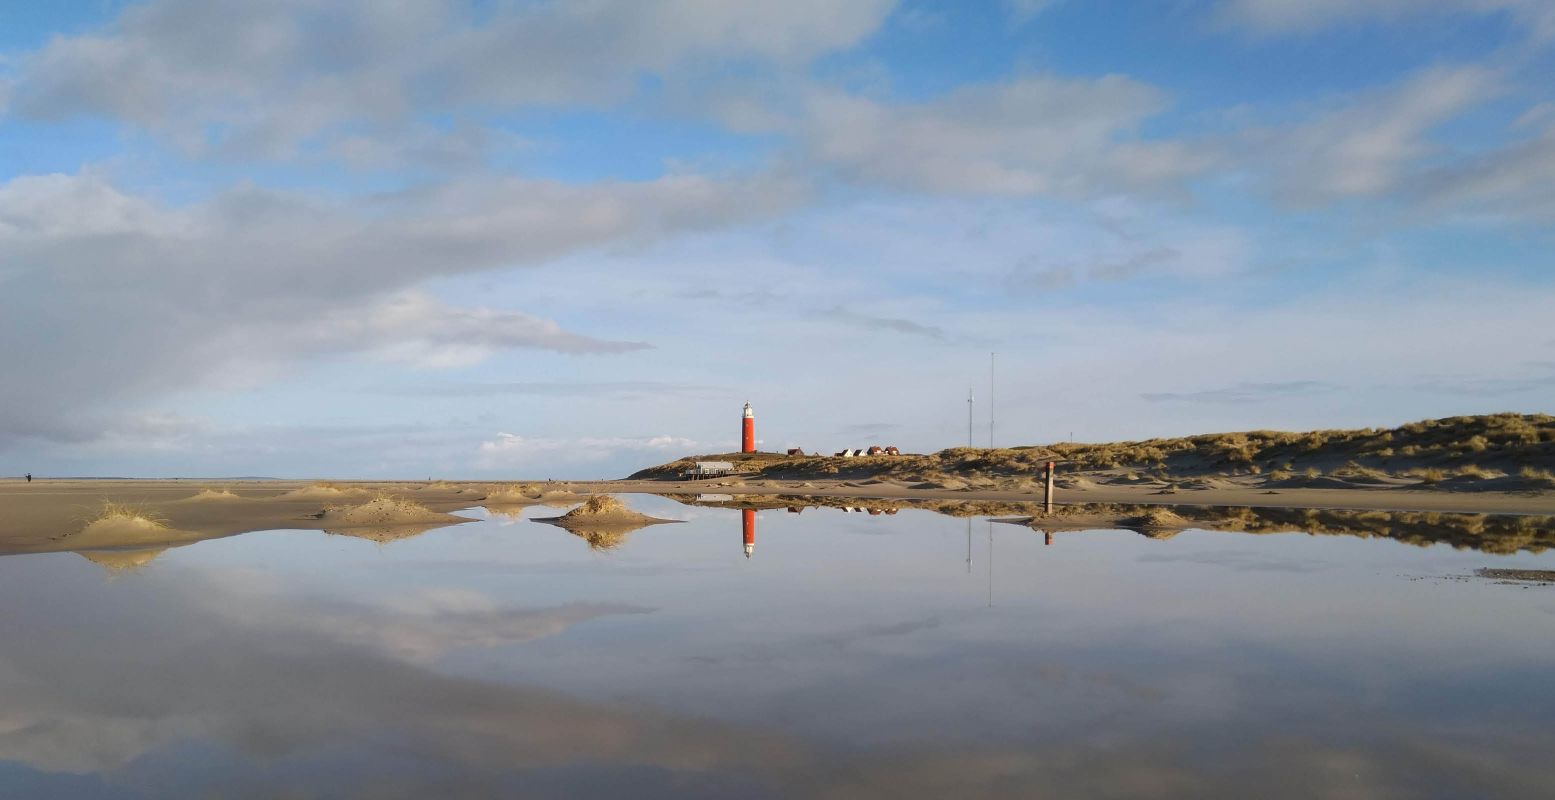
<box><xmin>4</xmin><ymin>476</ymin><xmax>1552</xmax><ymax>560</ymax></box>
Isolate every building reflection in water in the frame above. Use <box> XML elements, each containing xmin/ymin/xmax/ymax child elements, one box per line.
<box><xmin>743</xmin><ymin>507</ymin><xmax>755</xmax><ymax>559</ymax></box>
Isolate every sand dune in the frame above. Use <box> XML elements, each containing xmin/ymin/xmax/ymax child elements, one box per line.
<box><xmin>179</xmin><ymin>488</ymin><xmax>244</xmax><ymax>502</ymax></box>
<box><xmin>68</xmin><ymin>515</ymin><xmax>186</xmax><ymax>550</ymax></box>
<box><xmin>531</xmin><ymin>496</ymin><xmax>681</xmax><ymax>550</ymax></box>
<box><xmin>309</xmin><ymin>496</ymin><xmax>471</xmax><ymax>528</ymax></box>
<box><xmin>535</xmin><ymin>495</ymin><xmax>679</xmax><ymax>528</ymax></box>
<box><xmin>631</xmin><ymin>414</ymin><xmax>1555</xmax><ymax>502</ymax></box>
<box><xmin>483</xmin><ymin>484</ymin><xmax>540</xmax><ymax>504</ymax></box>
<box><xmin>278</xmin><ymin>484</ymin><xmax>373</xmax><ymax>501</ymax></box>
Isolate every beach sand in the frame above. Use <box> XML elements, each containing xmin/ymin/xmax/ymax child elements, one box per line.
<box><xmin>2</xmin><ymin>476</ymin><xmax>1552</xmax><ymax>560</ymax></box>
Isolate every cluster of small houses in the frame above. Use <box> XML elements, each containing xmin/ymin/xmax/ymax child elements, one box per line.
<box><xmin>682</xmin><ymin>446</ymin><xmax>904</xmax><ymax>479</ymax></box>
<box><xmin>788</xmin><ymin>446</ymin><xmax>901</xmax><ymax>457</ymax></box>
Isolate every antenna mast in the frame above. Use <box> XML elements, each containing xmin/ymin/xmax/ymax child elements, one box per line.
<box><xmin>967</xmin><ymin>388</ymin><xmax>974</xmax><ymax>447</ymax></box>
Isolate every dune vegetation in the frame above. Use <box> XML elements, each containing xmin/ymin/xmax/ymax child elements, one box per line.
<box><xmin>84</xmin><ymin>501</ymin><xmax>169</xmax><ymax>530</ymax></box>
<box><xmin>632</xmin><ymin>413</ymin><xmax>1555</xmax><ymax>492</ymax></box>
<box><xmin>311</xmin><ymin>493</ymin><xmax>470</xmax><ymax>527</ymax></box>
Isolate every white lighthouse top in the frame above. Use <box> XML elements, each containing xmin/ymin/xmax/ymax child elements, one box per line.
<box><xmin>743</xmin><ymin>402</ymin><xmax>753</xmax><ymax>418</ymax></box>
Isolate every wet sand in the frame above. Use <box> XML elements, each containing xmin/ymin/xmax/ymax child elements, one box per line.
<box><xmin>3</xmin><ymin>477</ymin><xmax>1553</xmax><ymax>558</ymax></box>
<box><xmin>0</xmin><ymin>479</ymin><xmax>496</xmax><ymax>556</ymax></box>
<box><xmin>608</xmin><ymin>476</ymin><xmax>1555</xmax><ymax>515</ymax></box>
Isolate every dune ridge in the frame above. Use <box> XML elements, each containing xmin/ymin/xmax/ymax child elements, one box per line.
<box><xmin>631</xmin><ymin>413</ymin><xmax>1555</xmax><ymax>497</ymax></box>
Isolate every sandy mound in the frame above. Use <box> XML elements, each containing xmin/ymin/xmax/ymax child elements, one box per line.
<box><xmin>67</xmin><ymin>515</ymin><xmax>183</xmax><ymax>550</ymax></box>
<box><xmin>1054</xmin><ymin>476</ymin><xmax>1098</xmax><ymax>490</ymax></box>
<box><xmin>418</xmin><ymin>481</ymin><xmax>481</xmax><ymax>495</ymax></box>
<box><xmin>534</xmin><ymin>496</ymin><xmax>678</xmax><ymax>529</ymax></box>
<box><xmin>308</xmin><ymin>496</ymin><xmax>472</xmax><ymax>528</ymax></box>
<box><xmin>1122</xmin><ymin>508</ymin><xmax>1192</xmax><ymax>538</ymax></box>
<box><xmin>534</xmin><ymin>491</ymin><xmax>589</xmax><ymax>507</ymax></box>
<box><xmin>546</xmin><ymin>495</ymin><xmax>676</xmax><ymax>526</ymax></box>
<box><xmin>62</xmin><ymin>503</ymin><xmax>176</xmax><ymax>547</ymax></box>
<box><xmin>77</xmin><ymin>547</ymin><xmax>169</xmax><ymax>571</ymax></box>
<box><xmin>532</xmin><ymin>496</ymin><xmax>681</xmax><ymax>550</ymax></box>
<box><xmin>484</xmin><ymin>484</ymin><xmax>543</xmax><ymax>505</ymax></box>
<box><xmin>279</xmin><ymin>484</ymin><xmax>372</xmax><ymax>501</ymax></box>
<box><xmin>181</xmin><ymin>488</ymin><xmax>242</xmax><ymax>502</ymax></box>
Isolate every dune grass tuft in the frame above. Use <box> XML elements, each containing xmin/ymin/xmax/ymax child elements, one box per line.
<box><xmin>326</xmin><ymin>492</ymin><xmax>425</xmax><ymax>513</ymax></box>
<box><xmin>1519</xmin><ymin>467</ymin><xmax>1555</xmax><ymax>489</ymax></box>
<box><xmin>570</xmin><ymin>495</ymin><xmax>630</xmax><ymax>517</ymax></box>
<box><xmin>87</xmin><ymin>501</ymin><xmax>168</xmax><ymax>529</ymax></box>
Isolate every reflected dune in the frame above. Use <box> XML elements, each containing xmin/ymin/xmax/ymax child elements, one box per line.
<box><xmin>75</xmin><ymin>547</ymin><xmax>170</xmax><ymax>571</ymax></box>
<box><xmin>322</xmin><ymin>523</ymin><xmax>462</xmax><ymax>544</ymax></box>
<box><xmin>666</xmin><ymin>493</ymin><xmax>1555</xmax><ymax>554</ymax></box>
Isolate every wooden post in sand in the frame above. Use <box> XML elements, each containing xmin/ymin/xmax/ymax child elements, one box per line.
<box><xmin>1044</xmin><ymin>461</ymin><xmax>1056</xmax><ymax>513</ymax></box>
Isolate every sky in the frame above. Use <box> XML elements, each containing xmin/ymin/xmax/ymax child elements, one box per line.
<box><xmin>1</xmin><ymin>0</ymin><xmax>1553</xmax><ymax>479</ymax></box>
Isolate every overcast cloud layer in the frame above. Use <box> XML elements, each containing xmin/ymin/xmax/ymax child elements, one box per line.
<box><xmin>1</xmin><ymin>0</ymin><xmax>1552</xmax><ymax>477</ymax></box>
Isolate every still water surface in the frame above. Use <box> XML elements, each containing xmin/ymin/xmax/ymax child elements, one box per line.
<box><xmin>3</xmin><ymin>496</ymin><xmax>1554</xmax><ymax>798</ymax></box>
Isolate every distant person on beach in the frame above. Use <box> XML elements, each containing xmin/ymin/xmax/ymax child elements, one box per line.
<box><xmin>25</xmin><ymin>473</ymin><xmax>31</xmax><ymax>483</ymax></box>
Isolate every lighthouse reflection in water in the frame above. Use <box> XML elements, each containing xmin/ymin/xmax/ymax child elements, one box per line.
<box><xmin>742</xmin><ymin>508</ymin><xmax>755</xmax><ymax>558</ymax></box>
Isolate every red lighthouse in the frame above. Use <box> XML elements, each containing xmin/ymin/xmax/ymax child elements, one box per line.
<box><xmin>742</xmin><ymin>508</ymin><xmax>756</xmax><ymax>559</ymax></box>
<box><xmin>741</xmin><ymin>402</ymin><xmax>755</xmax><ymax>453</ymax></box>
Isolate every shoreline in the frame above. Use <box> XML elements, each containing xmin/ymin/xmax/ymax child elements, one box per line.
<box><xmin>1</xmin><ymin>477</ymin><xmax>1552</xmax><ymax>562</ymax></box>
<box><xmin>547</xmin><ymin>478</ymin><xmax>1555</xmax><ymax>516</ymax></box>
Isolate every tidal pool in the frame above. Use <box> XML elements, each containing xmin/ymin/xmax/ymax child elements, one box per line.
<box><xmin>2</xmin><ymin>495</ymin><xmax>1553</xmax><ymax>798</ymax></box>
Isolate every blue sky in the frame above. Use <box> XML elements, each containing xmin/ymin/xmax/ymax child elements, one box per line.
<box><xmin>1</xmin><ymin>0</ymin><xmax>1553</xmax><ymax>478</ymax></box>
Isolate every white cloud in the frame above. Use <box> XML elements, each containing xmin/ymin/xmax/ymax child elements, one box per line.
<box><xmin>1224</xmin><ymin>64</ymin><xmax>1555</xmax><ymax>222</ymax></box>
<box><xmin>316</xmin><ymin>292</ymin><xmax>651</xmax><ymax>368</ymax></box>
<box><xmin>2</xmin><ymin>0</ymin><xmax>898</xmax><ymax>157</ymax></box>
<box><xmin>0</xmin><ymin>169</ymin><xmax>801</xmax><ymax>446</ymax></box>
<box><xmin>477</xmin><ymin>433</ymin><xmax>702</xmax><ymax>468</ymax></box>
<box><xmin>745</xmin><ymin>75</ymin><xmax>1211</xmax><ymax>197</ymax></box>
<box><xmin>1240</xmin><ymin>65</ymin><xmax>1500</xmax><ymax>203</ymax></box>
<box><xmin>1409</xmin><ymin>121</ymin><xmax>1555</xmax><ymax>222</ymax></box>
